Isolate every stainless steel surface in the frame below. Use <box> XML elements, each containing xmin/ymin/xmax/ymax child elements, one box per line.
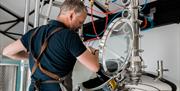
<box><xmin>128</xmin><ymin>56</ymin><xmax>142</xmax><ymax>84</ymax></box>
<box><xmin>125</xmin><ymin>75</ymin><xmax>172</xmax><ymax>91</ymax></box>
<box><xmin>21</xmin><ymin>0</ymin><xmax>30</xmax><ymax>90</ymax></box>
<box><xmin>0</xmin><ymin>64</ymin><xmax>17</xmax><ymax>91</ymax></box>
<box><xmin>43</xmin><ymin>0</ymin><xmax>53</xmax><ymax>25</ymax></box>
<box><xmin>77</xmin><ymin>73</ymin><xmax>173</xmax><ymax>91</ymax></box>
<box><xmin>156</xmin><ymin>60</ymin><xmax>169</xmax><ymax>80</ymax></box>
<box><xmin>23</xmin><ymin>0</ymin><xmax>30</xmax><ymax>34</ymax></box>
<box><xmin>52</xmin><ymin>1</ymin><xmax>63</xmax><ymax>7</ymax></box>
<box><xmin>20</xmin><ymin>62</ymin><xmax>29</xmax><ymax>91</ymax></box>
<box><xmin>122</xmin><ymin>9</ymin><xmax>131</xmax><ymax>18</ymax></box>
<box><xmin>129</xmin><ymin>0</ymin><xmax>140</xmax><ymax>56</ymax></box>
<box><xmin>127</xmin><ymin>0</ymin><xmax>143</xmax><ymax>84</ymax></box>
<box><xmin>34</xmin><ymin>0</ymin><xmax>40</xmax><ymax>27</ymax></box>
<box><xmin>39</xmin><ymin>0</ymin><xmax>45</xmax><ymax>14</ymax></box>
<box><xmin>94</xmin><ymin>0</ymin><xmax>110</xmax><ymax>12</ymax></box>
<box><xmin>120</xmin><ymin>0</ymin><xmax>131</xmax><ymax>6</ymax></box>
<box><xmin>99</xmin><ymin>18</ymin><xmax>134</xmax><ymax>76</ymax></box>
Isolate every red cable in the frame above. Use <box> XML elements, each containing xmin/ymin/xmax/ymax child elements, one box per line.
<box><xmin>88</xmin><ymin>1</ymin><xmax>110</xmax><ymax>40</ymax></box>
<box><xmin>87</xmin><ymin>6</ymin><xmax>123</xmax><ymax>15</ymax></box>
<box><xmin>104</xmin><ymin>14</ymin><xmax>108</xmax><ymax>34</ymax></box>
<box><xmin>85</xmin><ymin>15</ymin><xmax>108</xmax><ymax>42</ymax></box>
<box><xmin>84</xmin><ymin>38</ymin><xmax>99</xmax><ymax>42</ymax></box>
<box><xmin>90</xmin><ymin>6</ymin><xmax>109</xmax><ymax>38</ymax></box>
<box><xmin>91</xmin><ymin>6</ymin><xmax>99</xmax><ymax>38</ymax></box>
<box><xmin>142</xmin><ymin>17</ymin><xmax>148</xmax><ymax>29</ymax></box>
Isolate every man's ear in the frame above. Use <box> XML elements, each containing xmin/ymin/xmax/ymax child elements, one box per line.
<box><xmin>69</xmin><ymin>10</ymin><xmax>75</xmax><ymax>21</ymax></box>
<box><xmin>70</xmin><ymin>13</ymin><xmax>73</xmax><ymax>21</ymax></box>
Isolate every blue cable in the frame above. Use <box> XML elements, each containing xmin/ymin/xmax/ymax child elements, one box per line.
<box><xmin>85</xmin><ymin>11</ymin><xmax>122</xmax><ymax>37</ymax></box>
<box><xmin>140</xmin><ymin>0</ymin><xmax>148</xmax><ymax>12</ymax></box>
<box><xmin>111</xmin><ymin>0</ymin><xmax>117</xmax><ymax>3</ymax></box>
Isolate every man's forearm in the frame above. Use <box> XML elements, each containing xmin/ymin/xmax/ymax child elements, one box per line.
<box><xmin>2</xmin><ymin>39</ymin><xmax>28</xmax><ymax>60</ymax></box>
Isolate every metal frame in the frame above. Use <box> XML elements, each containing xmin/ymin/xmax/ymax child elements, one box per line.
<box><xmin>0</xmin><ymin>3</ymin><xmax>34</xmax><ymax>40</ymax></box>
<box><xmin>94</xmin><ymin>0</ymin><xmax>110</xmax><ymax>13</ymax></box>
<box><xmin>1</xmin><ymin>1</ymin><xmax>180</xmax><ymax>40</ymax></box>
<box><xmin>99</xmin><ymin>18</ymin><xmax>134</xmax><ymax>76</ymax></box>
<box><xmin>0</xmin><ymin>0</ymin><xmax>112</xmax><ymax>40</ymax></box>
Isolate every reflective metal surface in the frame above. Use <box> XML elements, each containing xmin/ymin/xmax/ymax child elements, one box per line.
<box><xmin>99</xmin><ymin>18</ymin><xmax>134</xmax><ymax>76</ymax></box>
<box><xmin>0</xmin><ymin>64</ymin><xmax>18</xmax><ymax>91</ymax></box>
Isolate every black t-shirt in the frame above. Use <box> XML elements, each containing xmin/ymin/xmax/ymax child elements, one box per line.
<box><xmin>21</xmin><ymin>20</ymin><xmax>86</xmax><ymax>81</ymax></box>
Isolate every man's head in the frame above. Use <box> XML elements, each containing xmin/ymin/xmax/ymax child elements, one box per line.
<box><xmin>57</xmin><ymin>0</ymin><xmax>87</xmax><ymax>31</ymax></box>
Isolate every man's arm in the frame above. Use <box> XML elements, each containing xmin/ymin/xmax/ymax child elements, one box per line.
<box><xmin>2</xmin><ymin>39</ymin><xmax>29</xmax><ymax>60</ymax></box>
<box><xmin>77</xmin><ymin>48</ymin><xmax>100</xmax><ymax>73</ymax></box>
<box><xmin>77</xmin><ymin>48</ymin><xmax>110</xmax><ymax>82</ymax></box>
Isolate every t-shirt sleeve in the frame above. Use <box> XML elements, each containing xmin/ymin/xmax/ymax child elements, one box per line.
<box><xmin>20</xmin><ymin>28</ymin><xmax>35</xmax><ymax>52</ymax></box>
<box><xmin>66</xmin><ymin>31</ymin><xmax>87</xmax><ymax>57</ymax></box>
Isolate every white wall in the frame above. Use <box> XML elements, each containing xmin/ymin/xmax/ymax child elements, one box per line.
<box><xmin>140</xmin><ymin>24</ymin><xmax>180</xmax><ymax>90</ymax></box>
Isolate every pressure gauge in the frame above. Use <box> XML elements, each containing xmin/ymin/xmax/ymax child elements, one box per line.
<box><xmin>99</xmin><ymin>18</ymin><xmax>134</xmax><ymax>76</ymax></box>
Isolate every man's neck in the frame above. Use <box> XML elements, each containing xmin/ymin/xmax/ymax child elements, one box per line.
<box><xmin>56</xmin><ymin>15</ymin><xmax>69</xmax><ymax>28</ymax></box>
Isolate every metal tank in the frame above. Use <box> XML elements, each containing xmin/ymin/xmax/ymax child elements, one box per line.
<box><xmin>0</xmin><ymin>64</ymin><xmax>18</xmax><ymax>91</ymax></box>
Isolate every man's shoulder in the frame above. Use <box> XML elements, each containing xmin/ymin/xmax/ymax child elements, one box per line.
<box><xmin>27</xmin><ymin>25</ymin><xmax>46</xmax><ymax>33</ymax></box>
<box><xmin>57</xmin><ymin>28</ymin><xmax>77</xmax><ymax>35</ymax></box>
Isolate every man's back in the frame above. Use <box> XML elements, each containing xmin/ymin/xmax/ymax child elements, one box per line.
<box><xmin>21</xmin><ymin>20</ymin><xmax>86</xmax><ymax>81</ymax></box>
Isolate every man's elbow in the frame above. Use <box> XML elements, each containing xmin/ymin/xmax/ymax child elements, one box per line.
<box><xmin>2</xmin><ymin>48</ymin><xmax>11</xmax><ymax>57</ymax></box>
<box><xmin>2</xmin><ymin>48</ymin><xmax>20</xmax><ymax>60</ymax></box>
<box><xmin>2</xmin><ymin>48</ymin><xmax>8</xmax><ymax>56</ymax></box>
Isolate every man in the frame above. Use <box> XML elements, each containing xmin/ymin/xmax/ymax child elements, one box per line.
<box><xmin>3</xmin><ymin>0</ymin><xmax>109</xmax><ymax>91</ymax></box>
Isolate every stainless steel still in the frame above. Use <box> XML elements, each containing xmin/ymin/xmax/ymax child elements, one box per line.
<box><xmin>0</xmin><ymin>64</ymin><xmax>18</xmax><ymax>91</ymax></box>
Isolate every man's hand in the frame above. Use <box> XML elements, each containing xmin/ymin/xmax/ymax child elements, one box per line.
<box><xmin>86</xmin><ymin>46</ymin><xmax>99</xmax><ymax>57</ymax></box>
<box><xmin>82</xmin><ymin>64</ymin><xmax>110</xmax><ymax>89</ymax></box>
<box><xmin>96</xmin><ymin>64</ymin><xmax>110</xmax><ymax>82</ymax></box>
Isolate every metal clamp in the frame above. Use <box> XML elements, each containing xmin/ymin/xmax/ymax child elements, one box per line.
<box><xmin>156</xmin><ymin>60</ymin><xmax>169</xmax><ymax>80</ymax></box>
